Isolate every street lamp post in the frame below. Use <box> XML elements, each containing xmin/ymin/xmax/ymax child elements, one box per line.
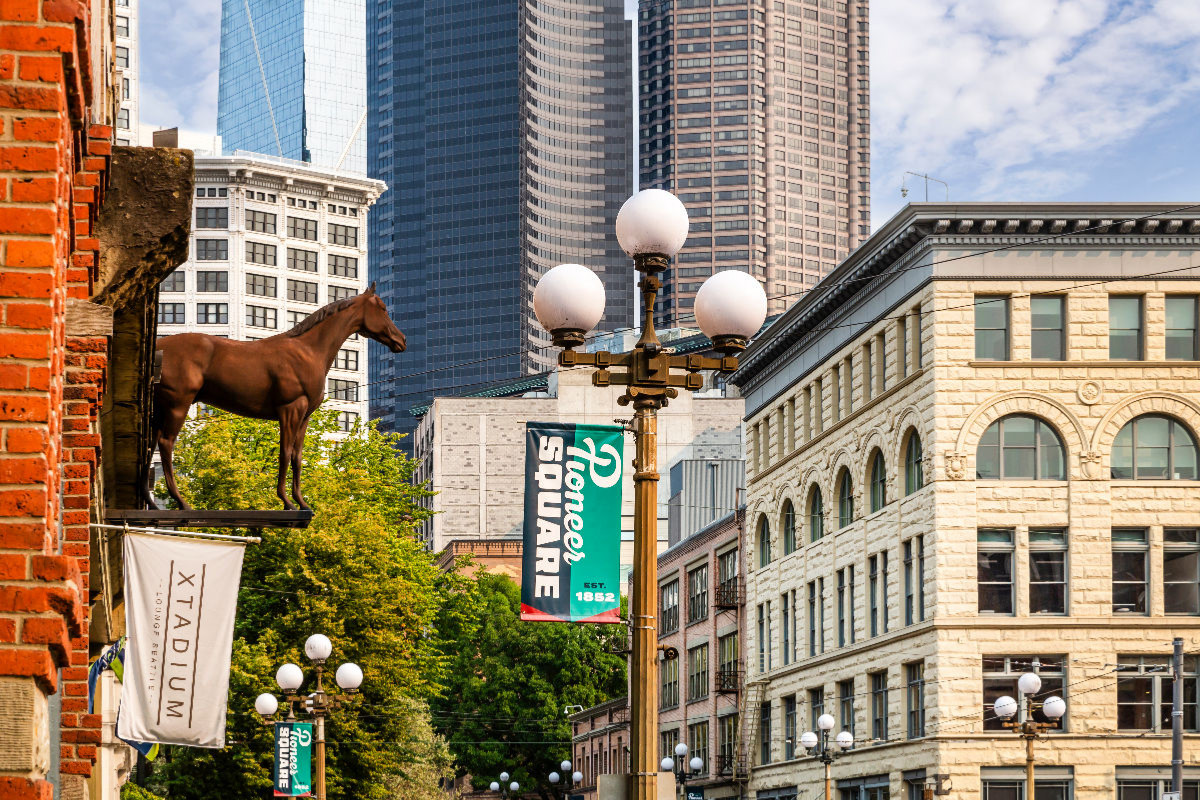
<box><xmin>254</xmin><ymin>634</ymin><xmax>363</xmax><ymax>800</ymax></box>
<box><xmin>992</xmin><ymin>672</ymin><xmax>1067</xmax><ymax>800</ymax></box>
<box><xmin>534</xmin><ymin>190</ymin><xmax>767</xmax><ymax>800</ymax></box>
<box><xmin>660</xmin><ymin>742</ymin><xmax>704</xmax><ymax>799</ymax></box>
<box><xmin>548</xmin><ymin>760</ymin><xmax>583</xmax><ymax>799</ymax></box>
<box><xmin>800</xmin><ymin>714</ymin><xmax>854</xmax><ymax>800</ymax></box>
<box><xmin>489</xmin><ymin>770</ymin><xmax>520</xmax><ymax>798</ymax></box>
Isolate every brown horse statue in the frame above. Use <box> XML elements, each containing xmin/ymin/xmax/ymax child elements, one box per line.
<box><xmin>147</xmin><ymin>284</ymin><xmax>404</xmax><ymax>510</ymax></box>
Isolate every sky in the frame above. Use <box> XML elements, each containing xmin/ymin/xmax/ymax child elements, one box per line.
<box><xmin>140</xmin><ymin>0</ymin><xmax>1200</xmax><ymax>228</ymax></box>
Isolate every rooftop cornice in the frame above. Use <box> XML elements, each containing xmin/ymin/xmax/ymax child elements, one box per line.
<box><xmin>193</xmin><ymin>153</ymin><xmax>387</xmax><ymax>198</ymax></box>
<box><xmin>731</xmin><ymin>201</ymin><xmax>1200</xmax><ymax>389</ymax></box>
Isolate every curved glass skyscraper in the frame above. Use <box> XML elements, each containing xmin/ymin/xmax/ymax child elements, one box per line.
<box><xmin>367</xmin><ymin>0</ymin><xmax>634</xmax><ymax>443</ymax></box>
<box><xmin>218</xmin><ymin>0</ymin><xmax>367</xmax><ymax>175</ymax></box>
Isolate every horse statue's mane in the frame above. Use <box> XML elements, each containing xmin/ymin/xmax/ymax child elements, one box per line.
<box><xmin>284</xmin><ymin>295</ymin><xmax>359</xmax><ymax>338</ymax></box>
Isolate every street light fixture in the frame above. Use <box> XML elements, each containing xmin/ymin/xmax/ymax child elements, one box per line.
<box><xmin>255</xmin><ymin>634</ymin><xmax>362</xmax><ymax>800</ymax></box>
<box><xmin>659</xmin><ymin>741</ymin><xmax>704</xmax><ymax>799</ymax></box>
<box><xmin>489</xmin><ymin>772</ymin><xmax>520</xmax><ymax>798</ymax></box>
<box><xmin>993</xmin><ymin>671</ymin><xmax>1067</xmax><ymax>800</ymax></box>
<box><xmin>801</xmin><ymin>713</ymin><xmax>855</xmax><ymax>800</ymax></box>
<box><xmin>547</xmin><ymin>760</ymin><xmax>583</xmax><ymax>799</ymax></box>
<box><xmin>534</xmin><ymin>189</ymin><xmax>768</xmax><ymax>800</ymax></box>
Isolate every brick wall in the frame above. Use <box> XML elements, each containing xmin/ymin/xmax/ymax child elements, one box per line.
<box><xmin>0</xmin><ymin>1</ymin><xmax>113</xmax><ymax>797</ymax></box>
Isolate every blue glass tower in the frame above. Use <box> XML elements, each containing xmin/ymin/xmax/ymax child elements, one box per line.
<box><xmin>218</xmin><ymin>0</ymin><xmax>367</xmax><ymax>174</ymax></box>
<box><xmin>367</xmin><ymin>0</ymin><xmax>634</xmax><ymax>443</ymax></box>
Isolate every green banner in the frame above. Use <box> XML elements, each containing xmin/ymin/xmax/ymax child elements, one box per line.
<box><xmin>521</xmin><ymin>422</ymin><xmax>623</xmax><ymax>623</ymax></box>
<box><xmin>274</xmin><ymin>722</ymin><xmax>313</xmax><ymax>797</ymax></box>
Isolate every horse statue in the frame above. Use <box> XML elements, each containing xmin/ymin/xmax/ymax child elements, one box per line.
<box><xmin>146</xmin><ymin>284</ymin><xmax>404</xmax><ymax>511</ymax></box>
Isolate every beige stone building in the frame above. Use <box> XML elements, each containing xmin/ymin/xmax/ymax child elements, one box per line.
<box><xmin>731</xmin><ymin>203</ymin><xmax>1200</xmax><ymax>800</ymax></box>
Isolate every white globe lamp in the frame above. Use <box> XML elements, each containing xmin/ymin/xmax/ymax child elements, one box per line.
<box><xmin>836</xmin><ymin>730</ymin><xmax>854</xmax><ymax>749</ymax></box>
<box><xmin>510</xmin><ymin>782</ymin><xmax>519</xmax><ymax>793</ymax></box>
<box><xmin>549</xmin><ymin>772</ymin><xmax>560</xmax><ymax>784</ymax></box>
<box><xmin>276</xmin><ymin>663</ymin><xmax>304</xmax><ymax>692</ymax></box>
<box><xmin>533</xmin><ymin>263</ymin><xmax>606</xmax><ymax>348</ymax></box>
<box><xmin>499</xmin><ymin>772</ymin><xmax>509</xmax><ymax>782</ymax></box>
<box><xmin>694</xmin><ymin>269</ymin><xmax>768</xmax><ymax>353</ymax></box>
<box><xmin>615</xmin><ymin>189</ymin><xmax>690</xmax><ymax>261</ymax></box>
<box><xmin>817</xmin><ymin>713</ymin><xmax>836</xmax><ymax>731</ymax></box>
<box><xmin>799</xmin><ymin>731</ymin><xmax>819</xmax><ymax>749</ymax></box>
<box><xmin>661</xmin><ymin>757</ymin><xmax>674</xmax><ymax>772</ymax></box>
<box><xmin>561</xmin><ymin>760</ymin><xmax>572</xmax><ymax>773</ymax></box>
<box><xmin>689</xmin><ymin>756</ymin><xmax>703</xmax><ymax>773</ymax></box>
<box><xmin>572</xmin><ymin>771</ymin><xmax>583</xmax><ymax>784</ymax></box>
<box><xmin>674</xmin><ymin>742</ymin><xmax>688</xmax><ymax>758</ymax></box>
<box><xmin>1018</xmin><ymin>672</ymin><xmax>1043</xmax><ymax>696</ymax></box>
<box><xmin>335</xmin><ymin>662</ymin><xmax>363</xmax><ymax>692</ymax></box>
<box><xmin>490</xmin><ymin>782</ymin><xmax>500</xmax><ymax>792</ymax></box>
<box><xmin>254</xmin><ymin>692</ymin><xmax>278</xmax><ymax>717</ymax></box>
<box><xmin>304</xmin><ymin>634</ymin><xmax>332</xmax><ymax>662</ymax></box>
<box><xmin>1042</xmin><ymin>695</ymin><xmax>1067</xmax><ymax>720</ymax></box>
<box><xmin>993</xmin><ymin>695</ymin><xmax>1019</xmax><ymax>719</ymax></box>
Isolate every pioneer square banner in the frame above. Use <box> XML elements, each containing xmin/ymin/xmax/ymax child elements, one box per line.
<box><xmin>521</xmin><ymin>422</ymin><xmax>623</xmax><ymax>623</ymax></box>
<box><xmin>274</xmin><ymin>721</ymin><xmax>313</xmax><ymax>797</ymax></box>
<box><xmin>118</xmin><ymin>532</ymin><xmax>245</xmax><ymax>748</ymax></box>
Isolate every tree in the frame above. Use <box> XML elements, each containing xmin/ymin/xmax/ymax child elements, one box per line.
<box><xmin>140</xmin><ymin>411</ymin><xmax>453</xmax><ymax>799</ymax></box>
<box><xmin>432</xmin><ymin>571</ymin><xmax>627</xmax><ymax>799</ymax></box>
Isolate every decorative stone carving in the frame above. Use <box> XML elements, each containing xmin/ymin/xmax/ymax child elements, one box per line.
<box><xmin>945</xmin><ymin>452</ymin><xmax>967</xmax><ymax>480</ymax></box>
<box><xmin>1080</xmin><ymin>451</ymin><xmax>1103</xmax><ymax>479</ymax></box>
<box><xmin>1077</xmin><ymin>380</ymin><xmax>1103</xmax><ymax>406</ymax></box>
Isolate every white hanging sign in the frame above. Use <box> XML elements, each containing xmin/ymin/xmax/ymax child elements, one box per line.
<box><xmin>117</xmin><ymin>532</ymin><xmax>245</xmax><ymax>748</ymax></box>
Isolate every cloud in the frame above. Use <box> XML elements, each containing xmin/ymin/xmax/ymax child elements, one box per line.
<box><xmin>871</xmin><ymin>0</ymin><xmax>1200</xmax><ymax>221</ymax></box>
<box><xmin>138</xmin><ymin>0</ymin><xmax>222</xmax><ymax>135</ymax></box>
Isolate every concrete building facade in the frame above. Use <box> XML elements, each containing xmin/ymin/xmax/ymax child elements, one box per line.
<box><xmin>638</xmin><ymin>0</ymin><xmax>870</xmax><ymax>326</ymax></box>
<box><xmin>114</xmin><ymin>0</ymin><xmax>138</xmax><ymax>145</ymax></box>
<box><xmin>732</xmin><ymin>203</ymin><xmax>1200</xmax><ymax>800</ymax></box>
<box><xmin>156</xmin><ymin>154</ymin><xmax>386</xmax><ymax>431</ymax></box>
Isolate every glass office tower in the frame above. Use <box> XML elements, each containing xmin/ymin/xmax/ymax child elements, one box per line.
<box><xmin>218</xmin><ymin>0</ymin><xmax>367</xmax><ymax>175</ymax></box>
<box><xmin>367</xmin><ymin>0</ymin><xmax>634</xmax><ymax>442</ymax></box>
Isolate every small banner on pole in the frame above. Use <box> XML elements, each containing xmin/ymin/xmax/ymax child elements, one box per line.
<box><xmin>521</xmin><ymin>422</ymin><xmax>623</xmax><ymax>623</ymax></box>
<box><xmin>117</xmin><ymin>532</ymin><xmax>245</xmax><ymax>748</ymax></box>
<box><xmin>274</xmin><ymin>721</ymin><xmax>314</xmax><ymax>797</ymax></box>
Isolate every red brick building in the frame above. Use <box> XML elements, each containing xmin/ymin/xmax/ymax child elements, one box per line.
<box><xmin>0</xmin><ymin>3</ymin><xmax>191</xmax><ymax>797</ymax></box>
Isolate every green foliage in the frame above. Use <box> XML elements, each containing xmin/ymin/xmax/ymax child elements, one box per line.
<box><xmin>121</xmin><ymin>783</ymin><xmax>165</xmax><ymax>800</ymax></box>
<box><xmin>140</xmin><ymin>410</ymin><xmax>452</xmax><ymax>799</ymax></box>
<box><xmin>432</xmin><ymin>571</ymin><xmax>627</xmax><ymax>796</ymax></box>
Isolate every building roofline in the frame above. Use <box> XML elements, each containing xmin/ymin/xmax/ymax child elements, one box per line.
<box><xmin>658</xmin><ymin>507</ymin><xmax>742</xmax><ymax>566</ymax></box>
<box><xmin>194</xmin><ymin>152</ymin><xmax>387</xmax><ymax>198</ymax></box>
<box><xmin>732</xmin><ymin>200</ymin><xmax>1200</xmax><ymax>387</ymax></box>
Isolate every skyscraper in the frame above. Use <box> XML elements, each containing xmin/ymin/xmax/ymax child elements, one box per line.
<box><xmin>639</xmin><ymin>0</ymin><xmax>870</xmax><ymax>326</ymax></box>
<box><xmin>114</xmin><ymin>0</ymin><xmax>139</xmax><ymax>145</ymax></box>
<box><xmin>217</xmin><ymin>0</ymin><xmax>367</xmax><ymax>174</ymax></box>
<box><xmin>367</xmin><ymin>0</ymin><xmax>634</xmax><ymax>442</ymax></box>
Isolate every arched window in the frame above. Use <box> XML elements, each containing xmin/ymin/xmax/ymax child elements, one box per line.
<box><xmin>757</xmin><ymin>516</ymin><xmax>772</xmax><ymax>567</ymax></box>
<box><xmin>977</xmin><ymin>415</ymin><xmax>1066</xmax><ymax>480</ymax></box>
<box><xmin>869</xmin><ymin>450</ymin><xmax>886</xmax><ymax>513</ymax></box>
<box><xmin>1112</xmin><ymin>415</ymin><xmax>1199</xmax><ymax>480</ymax></box>
<box><xmin>837</xmin><ymin>469</ymin><xmax>854</xmax><ymax>528</ymax></box>
<box><xmin>808</xmin><ymin>487</ymin><xmax>824</xmax><ymax>543</ymax></box>
<box><xmin>782</xmin><ymin>501</ymin><xmax>796</xmax><ymax>555</ymax></box>
<box><xmin>905</xmin><ymin>432</ymin><xmax>925</xmax><ymax>494</ymax></box>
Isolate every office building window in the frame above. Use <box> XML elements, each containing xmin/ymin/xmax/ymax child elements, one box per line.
<box><xmin>118</xmin><ymin>108</ymin><xmax>129</xmax><ymax>128</ymax></box>
<box><xmin>868</xmin><ymin>555</ymin><xmax>879</xmax><ymax>636</ymax></box>
<box><xmin>336</xmin><ymin>411</ymin><xmax>359</xmax><ymax>433</ymax></box>
<box><xmin>1110</xmin><ymin>295</ymin><xmax>1144</xmax><ymax>359</ymax></box>
<box><xmin>1166</xmin><ymin>296</ymin><xmax>1200</xmax><ymax>360</ymax></box>
<box><xmin>157</xmin><ymin>303</ymin><xmax>184</xmax><ymax>324</ymax></box>
<box><xmin>978</xmin><ymin>528</ymin><xmax>1015</xmax><ymax>614</ymax></box>
<box><xmin>717</xmin><ymin>548</ymin><xmax>737</xmax><ymax>595</ymax></box>
<box><xmin>329</xmin><ymin>223</ymin><xmax>358</xmax><ymax>247</ymax></box>
<box><xmin>869</xmin><ymin>451</ymin><xmax>886</xmax><ymax>512</ymax></box>
<box><xmin>1112</xmin><ymin>415</ymin><xmax>1198</xmax><ymax>480</ymax></box>
<box><xmin>818</xmin><ymin>577</ymin><xmax>826</xmax><ymax>649</ymax></box>
<box><xmin>807</xmin><ymin>581</ymin><xmax>818</xmax><ymax>656</ymax></box>
<box><xmin>1031</xmin><ymin>296</ymin><xmax>1066</xmax><ymax>360</ymax></box>
<box><xmin>327</xmin><ymin>379</ymin><xmax>358</xmax><ymax>402</ymax></box>
<box><xmin>756</xmin><ymin>603</ymin><xmax>767</xmax><ymax>672</ymax></box>
<box><xmin>809</xmin><ymin>687</ymin><xmax>825</xmax><ymax>733</ymax></box>
<box><xmin>288</xmin><ymin>216</ymin><xmax>318</xmax><ymax>241</ymax></box>
<box><xmin>160</xmin><ymin>271</ymin><xmax>185</xmax><ymax>292</ymax></box>
<box><xmin>196</xmin><ymin>303</ymin><xmax>228</xmax><ymax>324</ymax></box>
<box><xmin>982</xmin><ymin>656</ymin><xmax>1065</xmax><ymax>730</ymax></box>
<box><xmin>246</xmin><ymin>241</ymin><xmax>277</xmax><ymax>266</ymax></box>
<box><xmin>661</xmin><ymin>657</ymin><xmax>679</xmax><ymax>709</ymax></box>
<box><xmin>246</xmin><ymin>273</ymin><xmax>277</xmax><ymax>298</ymax></box>
<box><xmin>661</xmin><ymin>580</ymin><xmax>679</xmax><ymax>634</ymax></box>
<box><xmin>838</xmin><ymin>679</ymin><xmax>855</xmax><ymax>736</ymax></box>
<box><xmin>781</xmin><ymin>593</ymin><xmax>790</xmax><ymax>666</ymax></box>
<box><xmin>247</xmin><ymin>210</ymin><xmax>276</xmax><ymax>234</ymax></box>
<box><xmin>837</xmin><ymin>469</ymin><xmax>854</xmax><ymax>528</ymax></box>
<box><xmin>195</xmin><ymin>239</ymin><xmax>227</xmax><ymax>260</ymax></box>
<box><xmin>977</xmin><ymin>415</ymin><xmax>1066</xmax><ymax>480</ymax></box>
<box><xmin>880</xmin><ymin>553</ymin><xmax>890</xmax><ymax>632</ymax></box>
<box><xmin>116</xmin><ymin>15</ymin><xmax>129</xmax><ymax>36</ymax></box>
<box><xmin>717</xmin><ymin>715</ymin><xmax>737</xmax><ymax>775</ymax></box>
<box><xmin>808</xmin><ymin>486</ymin><xmax>824</xmax><ymax>542</ymax></box>
<box><xmin>717</xmin><ymin>633</ymin><xmax>738</xmax><ymax>690</ymax></box>
<box><xmin>334</xmin><ymin>348</ymin><xmax>358</xmax><ymax>371</ymax></box>
<box><xmin>983</xmin><ymin>778</ymin><xmax>1073</xmax><ymax>800</ymax></box>
<box><xmin>687</xmin><ymin>645</ymin><xmax>709</xmax><ymax>701</ymax></box>
<box><xmin>759</xmin><ymin>701</ymin><xmax>772</xmax><ymax>764</ymax></box>
<box><xmin>783</xmin><ymin>694</ymin><xmax>797</xmax><ymax>760</ymax></box>
<box><xmin>196</xmin><ymin>207</ymin><xmax>228</xmax><ymax>228</ymax></box>
<box><xmin>837</xmin><ymin>568</ymin><xmax>847</xmax><ymax>647</ymax></box>
<box><xmin>1029</xmin><ymin>529</ymin><xmax>1068</xmax><ymax>614</ymax></box>
<box><xmin>847</xmin><ymin>565</ymin><xmax>856</xmax><ymax>644</ymax></box>
<box><xmin>246</xmin><ymin>305</ymin><xmax>277</xmax><ymax>329</ymax></box>
<box><xmin>1118</xmin><ymin>655</ymin><xmax>1199</xmax><ymax>732</ymax></box>
<box><xmin>329</xmin><ymin>285</ymin><xmax>355</xmax><ymax>303</ymax></box>
<box><xmin>688</xmin><ymin>564</ymin><xmax>709</xmax><ymax>623</ymax></box>
<box><xmin>1165</xmin><ymin>527</ymin><xmax>1200</xmax><ymax>614</ymax></box>
<box><xmin>782</xmin><ymin>500</ymin><xmax>796</xmax><ymax>554</ymax></box>
<box><xmin>288</xmin><ymin>279</ymin><xmax>318</xmax><ymax>304</ymax></box>
<box><xmin>329</xmin><ymin>254</ymin><xmax>358</xmax><ymax>278</ymax></box>
<box><xmin>115</xmin><ymin>46</ymin><xmax>128</xmax><ymax>68</ymax></box>
<box><xmin>906</xmin><ymin>662</ymin><xmax>925</xmax><ymax>738</ymax></box>
<box><xmin>903</xmin><ymin>538</ymin><xmax>918</xmax><ymax>625</ymax></box>
<box><xmin>1117</xmin><ymin>778</ymin><xmax>1200</xmax><ymax>800</ymax></box>
<box><xmin>195</xmin><ymin>270</ymin><xmax>227</xmax><ymax>293</ymax></box>
<box><xmin>904</xmin><ymin>432</ymin><xmax>924</xmax><ymax>494</ymax></box>
<box><xmin>687</xmin><ymin>722</ymin><xmax>708</xmax><ymax>776</ymax></box>
<box><xmin>287</xmin><ymin>248</ymin><xmax>318</xmax><ymax>272</ymax></box>
<box><xmin>1112</xmin><ymin>528</ymin><xmax>1149</xmax><ymax>614</ymax></box>
<box><xmin>870</xmin><ymin>671</ymin><xmax>888</xmax><ymax>740</ymax></box>
<box><xmin>757</xmin><ymin>516</ymin><xmax>771</xmax><ymax>567</ymax></box>
<box><xmin>975</xmin><ymin>296</ymin><xmax>1010</xmax><ymax>360</ymax></box>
